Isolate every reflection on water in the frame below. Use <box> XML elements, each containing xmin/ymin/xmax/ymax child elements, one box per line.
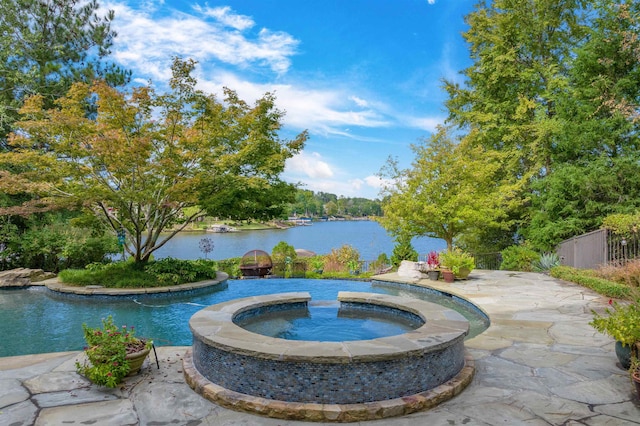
<box><xmin>155</xmin><ymin>220</ymin><xmax>445</xmax><ymax>260</ymax></box>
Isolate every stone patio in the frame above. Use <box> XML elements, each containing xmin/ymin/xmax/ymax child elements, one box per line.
<box><xmin>1</xmin><ymin>270</ymin><xmax>639</xmax><ymax>425</ymax></box>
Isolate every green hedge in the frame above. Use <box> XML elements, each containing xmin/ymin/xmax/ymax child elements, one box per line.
<box><xmin>550</xmin><ymin>266</ymin><xmax>631</xmax><ymax>298</ymax></box>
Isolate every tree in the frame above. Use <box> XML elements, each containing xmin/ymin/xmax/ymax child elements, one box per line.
<box><xmin>390</xmin><ymin>233</ymin><xmax>418</xmax><ymax>267</ymax></box>
<box><xmin>379</xmin><ymin>126</ymin><xmax>522</xmax><ymax>249</ymax></box>
<box><xmin>525</xmin><ymin>155</ymin><xmax>640</xmax><ymax>249</ymax></box>
<box><xmin>445</xmin><ymin>0</ymin><xmax>586</xmax><ymax>179</ymax></box>
<box><xmin>0</xmin><ymin>0</ymin><xmax>129</xmax><ymax>149</ymax></box>
<box><xmin>0</xmin><ymin>58</ymin><xmax>307</xmax><ymax>263</ymax></box>
<box><xmin>441</xmin><ymin>0</ymin><xmax>640</xmax><ymax>250</ymax></box>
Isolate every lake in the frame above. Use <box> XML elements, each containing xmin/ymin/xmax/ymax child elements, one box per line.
<box><xmin>155</xmin><ymin>220</ymin><xmax>446</xmax><ymax>261</ymax></box>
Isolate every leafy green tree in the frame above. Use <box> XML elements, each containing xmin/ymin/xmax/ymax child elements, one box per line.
<box><xmin>499</xmin><ymin>244</ymin><xmax>540</xmax><ymax>272</ymax></box>
<box><xmin>525</xmin><ymin>155</ymin><xmax>640</xmax><ymax>249</ymax></box>
<box><xmin>3</xmin><ymin>213</ymin><xmax>117</xmax><ymax>271</ymax></box>
<box><xmin>442</xmin><ymin>0</ymin><xmax>640</xmax><ymax>249</ymax></box>
<box><xmin>324</xmin><ymin>200</ymin><xmax>338</xmax><ymax>216</ymax></box>
<box><xmin>0</xmin><ymin>0</ymin><xmax>129</xmax><ymax>149</ymax></box>
<box><xmin>0</xmin><ymin>58</ymin><xmax>306</xmax><ymax>263</ymax></box>
<box><xmin>445</xmin><ymin>0</ymin><xmax>586</xmax><ymax>180</ymax></box>
<box><xmin>379</xmin><ymin>126</ymin><xmax>522</xmax><ymax>249</ymax></box>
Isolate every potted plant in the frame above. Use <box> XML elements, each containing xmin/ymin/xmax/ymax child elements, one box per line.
<box><xmin>439</xmin><ymin>247</ymin><xmax>476</xmax><ymax>280</ymax></box>
<box><xmin>590</xmin><ymin>293</ymin><xmax>640</xmax><ymax>370</ymax></box>
<box><xmin>631</xmin><ymin>356</ymin><xmax>640</xmax><ymax>400</ymax></box>
<box><xmin>76</xmin><ymin>315</ymin><xmax>153</xmax><ymax>388</ymax></box>
<box><xmin>424</xmin><ymin>251</ymin><xmax>441</xmax><ymax>281</ymax></box>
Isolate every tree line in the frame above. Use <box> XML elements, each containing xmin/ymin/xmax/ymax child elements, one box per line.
<box><xmin>380</xmin><ymin>0</ymin><xmax>640</xmax><ymax>253</ymax></box>
<box><xmin>287</xmin><ymin>190</ymin><xmax>383</xmax><ymax>218</ymax></box>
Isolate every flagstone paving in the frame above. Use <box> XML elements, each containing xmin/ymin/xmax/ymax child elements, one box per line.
<box><xmin>1</xmin><ymin>270</ymin><xmax>639</xmax><ymax>425</ymax></box>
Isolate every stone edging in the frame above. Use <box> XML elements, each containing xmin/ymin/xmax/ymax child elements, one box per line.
<box><xmin>41</xmin><ymin>272</ymin><xmax>229</xmax><ymax>296</ymax></box>
<box><xmin>183</xmin><ymin>348</ymin><xmax>475</xmax><ymax>422</ymax></box>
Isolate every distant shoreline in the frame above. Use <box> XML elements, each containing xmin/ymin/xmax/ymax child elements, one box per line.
<box><xmin>171</xmin><ymin>217</ymin><xmax>377</xmax><ymax>234</ymax></box>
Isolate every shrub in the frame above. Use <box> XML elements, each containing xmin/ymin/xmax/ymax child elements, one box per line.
<box><xmin>12</xmin><ymin>222</ymin><xmax>118</xmax><ymax>272</ymax></box>
<box><xmin>271</xmin><ymin>241</ymin><xmax>297</xmax><ymax>264</ymax></box>
<box><xmin>144</xmin><ymin>258</ymin><xmax>217</xmax><ymax>285</ymax></box>
<box><xmin>390</xmin><ymin>234</ymin><xmax>418</xmax><ymax>267</ymax></box>
<box><xmin>590</xmin><ymin>295</ymin><xmax>640</xmax><ymax>347</ymax></box>
<box><xmin>500</xmin><ymin>244</ymin><xmax>539</xmax><ymax>271</ymax></box>
<box><xmin>532</xmin><ymin>252</ymin><xmax>560</xmax><ymax>272</ymax></box>
<box><xmin>323</xmin><ymin>244</ymin><xmax>360</xmax><ymax>273</ymax></box>
<box><xmin>217</xmin><ymin>257</ymin><xmax>241</xmax><ymax>278</ymax></box>
<box><xmin>369</xmin><ymin>253</ymin><xmax>391</xmax><ymax>273</ymax></box>
<box><xmin>550</xmin><ymin>266</ymin><xmax>631</xmax><ymax>298</ymax></box>
<box><xmin>596</xmin><ymin>259</ymin><xmax>640</xmax><ymax>288</ymax></box>
<box><xmin>59</xmin><ymin>259</ymin><xmax>217</xmax><ymax>288</ymax></box>
<box><xmin>309</xmin><ymin>256</ymin><xmax>325</xmax><ymax>272</ymax></box>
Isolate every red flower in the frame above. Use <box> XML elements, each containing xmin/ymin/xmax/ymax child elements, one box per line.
<box><xmin>608</xmin><ymin>299</ymin><xmax>613</xmax><ymax>305</ymax></box>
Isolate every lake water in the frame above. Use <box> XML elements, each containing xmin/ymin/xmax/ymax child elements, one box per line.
<box><xmin>155</xmin><ymin>220</ymin><xmax>446</xmax><ymax>261</ymax></box>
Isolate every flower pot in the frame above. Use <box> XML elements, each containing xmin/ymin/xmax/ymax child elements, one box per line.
<box><xmin>456</xmin><ymin>267</ymin><xmax>471</xmax><ymax>279</ymax></box>
<box><xmin>426</xmin><ymin>270</ymin><xmax>440</xmax><ymax>281</ymax></box>
<box><xmin>126</xmin><ymin>346</ymin><xmax>151</xmax><ymax>376</ymax></box>
<box><xmin>442</xmin><ymin>270</ymin><xmax>454</xmax><ymax>283</ymax></box>
<box><xmin>615</xmin><ymin>341</ymin><xmax>632</xmax><ymax>370</ymax></box>
<box><xmin>633</xmin><ymin>371</ymin><xmax>640</xmax><ymax>400</ymax></box>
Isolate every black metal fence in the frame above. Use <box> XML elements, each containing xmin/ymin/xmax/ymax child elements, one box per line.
<box><xmin>472</xmin><ymin>252</ymin><xmax>503</xmax><ymax>270</ymax></box>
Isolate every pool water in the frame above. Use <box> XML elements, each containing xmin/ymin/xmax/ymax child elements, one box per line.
<box><xmin>0</xmin><ymin>279</ymin><xmax>488</xmax><ymax>357</ymax></box>
<box><xmin>236</xmin><ymin>301</ymin><xmax>424</xmax><ymax>341</ymax></box>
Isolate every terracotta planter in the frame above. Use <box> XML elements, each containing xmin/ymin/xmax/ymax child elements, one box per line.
<box><xmin>442</xmin><ymin>270</ymin><xmax>454</xmax><ymax>283</ymax></box>
<box><xmin>633</xmin><ymin>371</ymin><xmax>640</xmax><ymax>400</ymax></box>
<box><xmin>126</xmin><ymin>346</ymin><xmax>151</xmax><ymax>376</ymax></box>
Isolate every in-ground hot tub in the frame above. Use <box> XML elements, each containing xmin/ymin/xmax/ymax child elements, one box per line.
<box><xmin>183</xmin><ymin>291</ymin><xmax>474</xmax><ymax>422</ymax></box>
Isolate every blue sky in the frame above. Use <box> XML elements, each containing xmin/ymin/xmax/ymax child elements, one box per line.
<box><xmin>102</xmin><ymin>0</ymin><xmax>476</xmax><ymax>199</ymax></box>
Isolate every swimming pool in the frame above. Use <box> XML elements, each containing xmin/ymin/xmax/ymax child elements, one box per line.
<box><xmin>0</xmin><ymin>278</ymin><xmax>489</xmax><ymax>358</ymax></box>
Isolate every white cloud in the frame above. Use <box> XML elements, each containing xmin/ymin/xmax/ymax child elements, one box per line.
<box><xmin>198</xmin><ymin>71</ymin><xmax>391</xmax><ymax>136</ymax></box>
<box><xmin>105</xmin><ymin>2</ymin><xmax>298</xmax><ymax>76</ymax></box>
<box><xmin>286</xmin><ymin>151</ymin><xmax>334</xmax><ymax>179</ymax></box>
<box><xmin>349</xmin><ymin>179</ymin><xmax>364</xmax><ymax>191</ymax></box>
<box><xmin>364</xmin><ymin>175</ymin><xmax>387</xmax><ymax>190</ymax></box>
<box><xmin>349</xmin><ymin>96</ymin><xmax>369</xmax><ymax>107</ymax></box>
<box><xmin>194</xmin><ymin>5</ymin><xmax>255</xmax><ymax>30</ymax></box>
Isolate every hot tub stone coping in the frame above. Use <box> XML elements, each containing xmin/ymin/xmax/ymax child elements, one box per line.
<box><xmin>189</xmin><ymin>291</ymin><xmax>469</xmax><ymax>363</ymax></box>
